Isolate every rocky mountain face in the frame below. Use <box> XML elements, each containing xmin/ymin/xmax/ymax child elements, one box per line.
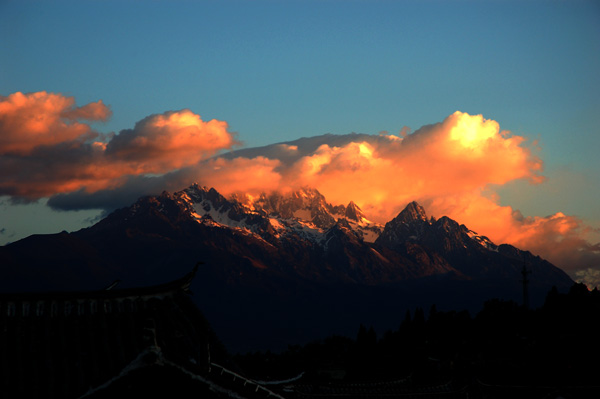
<box><xmin>0</xmin><ymin>184</ymin><xmax>574</xmax><ymax>352</ymax></box>
<box><xmin>175</xmin><ymin>184</ymin><xmax>383</xmax><ymax>244</ymax></box>
<box><xmin>375</xmin><ymin>202</ymin><xmax>570</xmax><ymax>285</ymax></box>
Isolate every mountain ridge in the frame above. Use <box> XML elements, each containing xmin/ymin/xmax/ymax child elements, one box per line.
<box><xmin>0</xmin><ymin>184</ymin><xmax>574</xmax><ymax>352</ymax></box>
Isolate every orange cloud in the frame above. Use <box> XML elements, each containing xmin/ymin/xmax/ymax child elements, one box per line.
<box><xmin>106</xmin><ymin>109</ymin><xmax>239</xmax><ymax>173</ymax></box>
<box><xmin>255</xmin><ymin>111</ymin><xmax>544</xmax><ymax>223</ymax></box>
<box><xmin>0</xmin><ymin>91</ymin><xmax>110</xmax><ymax>155</ymax></box>
<box><xmin>192</xmin><ymin>156</ymin><xmax>283</xmax><ymax>195</ymax></box>
<box><xmin>0</xmin><ymin>92</ymin><xmax>237</xmax><ymax>199</ymax></box>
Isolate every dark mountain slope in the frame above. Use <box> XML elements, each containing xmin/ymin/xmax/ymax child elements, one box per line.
<box><xmin>375</xmin><ymin>201</ymin><xmax>572</xmax><ymax>300</ymax></box>
<box><xmin>0</xmin><ymin>186</ymin><xmax>573</xmax><ymax>352</ymax></box>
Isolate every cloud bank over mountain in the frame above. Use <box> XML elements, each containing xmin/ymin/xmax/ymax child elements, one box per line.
<box><xmin>1</xmin><ymin>91</ymin><xmax>598</xmax><ymax>286</ymax></box>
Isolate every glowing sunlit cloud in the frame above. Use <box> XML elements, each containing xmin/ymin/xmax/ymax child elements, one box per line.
<box><xmin>0</xmin><ymin>91</ymin><xmax>110</xmax><ymax>155</ymax></box>
<box><xmin>191</xmin><ymin>156</ymin><xmax>282</xmax><ymax>195</ymax></box>
<box><xmin>253</xmin><ymin>111</ymin><xmax>544</xmax><ymax>223</ymax></box>
<box><xmin>191</xmin><ymin>112</ymin><xmax>543</xmax><ymax>226</ymax></box>
<box><xmin>0</xmin><ymin>92</ymin><xmax>237</xmax><ymax>199</ymax></box>
<box><xmin>448</xmin><ymin>111</ymin><xmax>497</xmax><ymax>151</ymax></box>
<box><xmin>106</xmin><ymin>109</ymin><xmax>239</xmax><ymax>173</ymax></box>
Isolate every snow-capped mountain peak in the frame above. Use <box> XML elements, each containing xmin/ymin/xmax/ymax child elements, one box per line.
<box><xmin>170</xmin><ymin>184</ymin><xmax>383</xmax><ymax>245</ymax></box>
<box><xmin>170</xmin><ymin>185</ymin><xmax>508</xmax><ymax>254</ymax></box>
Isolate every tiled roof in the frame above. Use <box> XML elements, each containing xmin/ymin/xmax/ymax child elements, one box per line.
<box><xmin>0</xmin><ymin>264</ymin><xmax>219</xmax><ymax>398</ymax></box>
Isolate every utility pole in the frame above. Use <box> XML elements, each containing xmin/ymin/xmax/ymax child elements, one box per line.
<box><xmin>521</xmin><ymin>262</ymin><xmax>531</xmax><ymax>310</ymax></box>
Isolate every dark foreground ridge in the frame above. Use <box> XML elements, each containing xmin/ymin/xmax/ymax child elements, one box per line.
<box><xmin>234</xmin><ymin>283</ymin><xmax>600</xmax><ymax>399</ymax></box>
<box><xmin>1</xmin><ymin>260</ymin><xmax>599</xmax><ymax>398</ymax></box>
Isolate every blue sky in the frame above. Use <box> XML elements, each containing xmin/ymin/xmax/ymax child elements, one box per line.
<box><xmin>1</xmin><ymin>0</ymin><xmax>599</xmax><ymax>250</ymax></box>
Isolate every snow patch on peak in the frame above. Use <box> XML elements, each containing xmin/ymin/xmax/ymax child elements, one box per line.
<box><xmin>269</xmin><ymin>217</ymin><xmax>285</xmax><ymax>231</ymax></box>
<box><xmin>174</xmin><ymin>184</ymin><xmax>385</xmax><ymax>246</ymax></box>
<box><xmin>467</xmin><ymin>229</ymin><xmax>499</xmax><ymax>252</ymax></box>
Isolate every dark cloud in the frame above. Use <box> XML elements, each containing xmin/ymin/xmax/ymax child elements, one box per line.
<box><xmin>47</xmin><ymin>174</ymin><xmax>176</xmax><ymax>212</ymax></box>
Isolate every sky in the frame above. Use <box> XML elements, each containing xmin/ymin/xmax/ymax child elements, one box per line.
<box><xmin>1</xmin><ymin>0</ymin><xmax>599</xmax><ymax>286</ymax></box>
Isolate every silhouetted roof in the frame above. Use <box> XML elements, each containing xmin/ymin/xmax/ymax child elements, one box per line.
<box><xmin>0</xmin><ymin>263</ymin><xmax>285</xmax><ymax>399</ymax></box>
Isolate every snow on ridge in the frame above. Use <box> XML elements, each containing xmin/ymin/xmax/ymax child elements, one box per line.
<box><xmin>357</xmin><ymin>216</ymin><xmax>374</xmax><ymax>226</ymax></box>
<box><xmin>345</xmin><ymin>218</ymin><xmax>381</xmax><ymax>243</ymax></box>
<box><xmin>467</xmin><ymin>229</ymin><xmax>498</xmax><ymax>252</ymax></box>
<box><xmin>269</xmin><ymin>218</ymin><xmax>284</xmax><ymax>231</ymax></box>
<box><xmin>361</xmin><ymin>229</ymin><xmax>379</xmax><ymax>243</ymax></box>
<box><xmin>291</xmin><ymin>220</ymin><xmax>323</xmax><ymax>241</ymax></box>
<box><xmin>176</xmin><ymin>185</ymin><xmax>386</xmax><ymax>246</ymax></box>
<box><xmin>168</xmin><ymin>186</ymin><xmax>514</xmax><ymax>256</ymax></box>
<box><xmin>190</xmin><ymin>202</ymin><xmax>244</xmax><ymax>230</ymax></box>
